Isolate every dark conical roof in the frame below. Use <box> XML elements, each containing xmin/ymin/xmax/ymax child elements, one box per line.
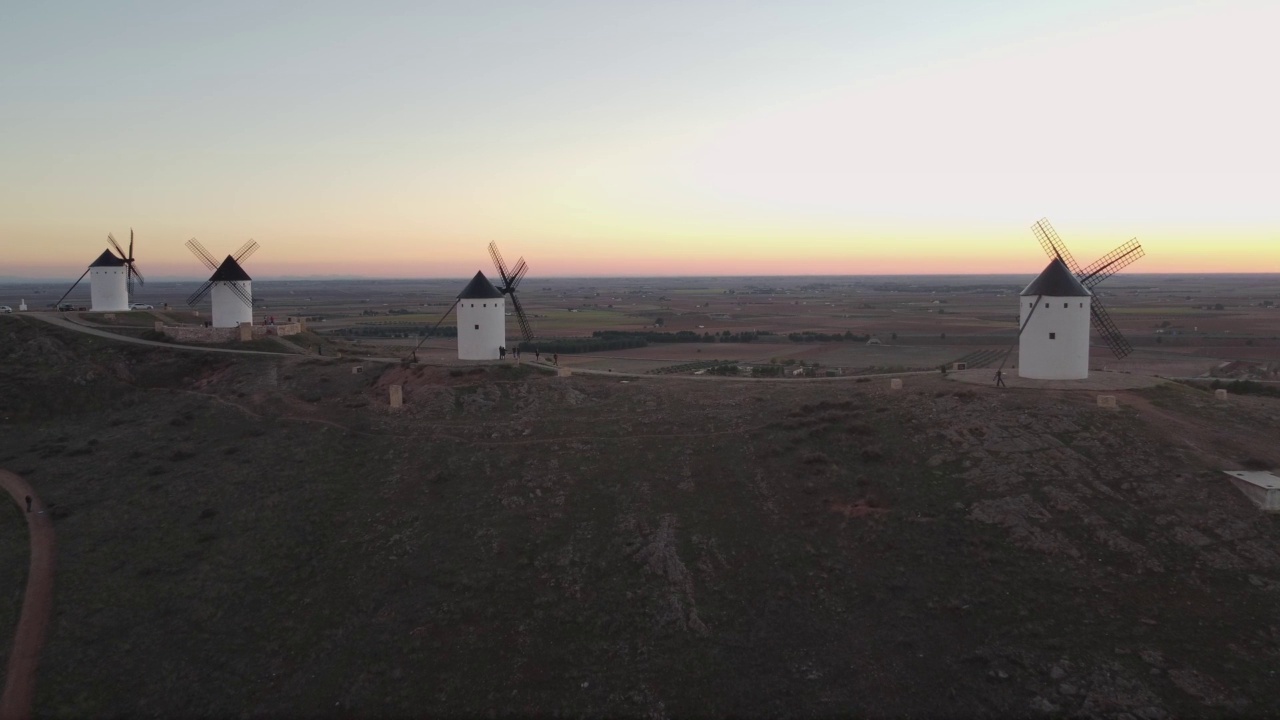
<box><xmin>89</xmin><ymin>249</ymin><xmax>126</xmax><ymax>267</ymax></box>
<box><xmin>458</xmin><ymin>271</ymin><xmax>503</xmax><ymax>299</ymax></box>
<box><xmin>210</xmin><ymin>255</ymin><xmax>252</xmax><ymax>282</ymax></box>
<box><xmin>1021</xmin><ymin>257</ymin><xmax>1090</xmax><ymax>297</ymax></box>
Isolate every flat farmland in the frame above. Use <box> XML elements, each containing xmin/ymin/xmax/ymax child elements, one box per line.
<box><xmin>3</xmin><ymin>273</ymin><xmax>1274</xmax><ymax>378</ymax></box>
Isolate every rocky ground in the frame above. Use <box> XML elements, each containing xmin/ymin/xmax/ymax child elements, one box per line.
<box><xmin>1</xmin><ymin>314</ymin><xmax>1279</xmax><ymax>717</ymax></box>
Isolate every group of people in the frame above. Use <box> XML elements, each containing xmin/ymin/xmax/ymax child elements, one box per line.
<box><xmin>497</xmin><ymin>346</ymin><xmax>557</xmax><ymax>366</ymax></box>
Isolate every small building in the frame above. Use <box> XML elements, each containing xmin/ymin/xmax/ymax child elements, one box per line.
<box><xmin>88</xmin><ymin>250</ymin><xmax>130</xmax><ymax>312</ymax></box>
<box><xmin>1019</xmin><ymin>258</ymin><xmax>1092</xmax><ymax>380</ymax></box>
<box><xmin>456</xmin><ymin>271</ymin><xmax>506</xmax><ymax>360</ymax></box>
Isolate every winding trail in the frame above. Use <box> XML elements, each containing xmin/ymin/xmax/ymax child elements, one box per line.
<box><xmin>0</xmin><ymin>470</ymin><xmax>55</xmax><ymax>720</ymax></box>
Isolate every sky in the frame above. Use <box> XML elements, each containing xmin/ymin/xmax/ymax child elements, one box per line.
<box><xmin>1</xmin><ymin>0</ymin><xmax>1277</xmax><ymax>279</ymax></box>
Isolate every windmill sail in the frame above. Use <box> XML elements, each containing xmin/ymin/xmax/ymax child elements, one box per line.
<box><xmin>1090</xmin><ymin>298</ymin><xmax>1133</xmax><ymax>359</ymax></box>
<box><xmin>1080</xmin><ymin>239</ymin><xmax>1144</xmax><ymax>288</ymax></box>
<box><xmin>1031</xmin><ymin>218</ymin><xmax>1143</xmax><ymax>361</ymax></box>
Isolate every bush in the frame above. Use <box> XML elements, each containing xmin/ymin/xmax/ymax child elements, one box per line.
<box><xmin>1211</xmin><ymin>379</ymin><xmax>1280</xmax><ymax>398</ymax></box>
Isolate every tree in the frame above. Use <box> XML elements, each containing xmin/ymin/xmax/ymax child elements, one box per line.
<box><xmin>654</xmin><ymin>317</ymin><xmax>665</xmax><ymax>327</ymax></box>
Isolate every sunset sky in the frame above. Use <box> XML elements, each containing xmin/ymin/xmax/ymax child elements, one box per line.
<box><xmin>2</xmin><ymin>0</ymin><xmax>1276</xmax><ymax>279</ymax></box>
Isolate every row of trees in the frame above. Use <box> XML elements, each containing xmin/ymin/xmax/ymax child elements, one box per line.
<box><xmin>334</xmin><ymin>325</ymin><xmax>457</xmax><ymax>338</ymax></box>
<box><xmin>786</xmin><ymin>331</ymin><xmax>872</xmax><ymax>342</ymax></box>
<box><xmin>516</xmin><ymin>337</ymin><xmax>647</xmax><ymax>354</ymax></box>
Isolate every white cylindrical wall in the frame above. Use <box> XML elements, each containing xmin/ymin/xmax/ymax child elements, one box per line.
<box><xmin>456</xmin><ymin>298</ymin><xmax>506</xmax><ymax>360</ymax></box>
<box><xmin>89</xmin><ymin>267</ymin><xmax>129</xmax><ymax>312</ymax></box>
<box><xmin>211</xmin><ymin>281</ymin><xmax>253</xmax><ymax>328</ymax></box>
<box><xmin>1018</xmin><ymin>295</ymin><xmax>1091</xmax><ymax>379</ymax></box>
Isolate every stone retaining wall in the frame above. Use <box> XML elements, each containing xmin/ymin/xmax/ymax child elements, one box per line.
<box><xmin>158</xmin><ymin>322</ymin><xmax>302</xmax><ymax>344</ymax></box>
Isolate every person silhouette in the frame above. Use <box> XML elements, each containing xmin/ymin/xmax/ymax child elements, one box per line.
<box><xmin>994</xmin><ymin>369</ymin><xmax>1007</xmax><ymax>388</ymax></box>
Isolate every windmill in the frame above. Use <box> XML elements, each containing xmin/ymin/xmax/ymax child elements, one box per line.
<box><xmin>412</xmin><ymin>241</ymin><xmax>534</xmax><ymax>361</ymax></box>
<box><xmin>55</xmin><ymin>230</ymin><xmax>146</xmax><ymax>312</ymax></box>
<box><xmin>185</xmin><ymin>238</ymin><xmax>259</xmax><ymax>328</ymax></box>
<box><xmin>1008</xmin><ymin>219</ymin><xmax>1145</xmax><ymax>380</ymax></box>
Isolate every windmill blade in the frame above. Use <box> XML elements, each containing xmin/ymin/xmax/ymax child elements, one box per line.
<box><xmin>55</xmin><ymin>268</ymin><xmax>91</xmax><ymax>307</ymax></box>
<box><xmin>1089</xmin><ymin>297</ymin><xmax>1134</xmax><ymax>359</ymax></box>
<box><xmin>128</xmin><ymin>228</ymin><xmax>135</xmax><ymax>260</ymax></box>
<box><xmin>410</xmin><ymin>299</ymin><xmax>460</xmax><ymax>357</ymax></box>
<box><xmin>185</xmin><ymin>238</ymin><xmax>219</xmax><ymax>272</ymax></box>
<box><xmin>509</xmin><ymin>257</ymin><xmax>528</xmax><ymax>290</ymax></box>
<box><xmin>106</xmin><ymin>232</ymin><xmax>126</xmax><ymax>260</ymax></box>
<box><xmin>509</xmin><ymin>291</ymin><xmax>535</xmax><ymax>344</ymax></box>
<box><xmin>187</xmin><ymin>280</ymin><xmax>216</xmax><ymax>306</ymax></box>
<box><xmin>1031</xmin><ymin>219</ymin><xmax>1085</xmax><ymax>277</ymax></box>
<box><xmin>1080</xmin><ymin>239</ymin><xmax>1144</xmax><ymax>288</ymax></box>
<box><xmin>234</xmin><ymin>239</ymin><xmax>260</xmax><ymax>264</ymax></box>
<box><xmin>997</xmin><ymin>294</ymin><xmax>1043</xmax><ymax>372</ymax></box>
<box><xmin>227</xmin><ymin>281</ymin><xmax>254</xmax><ymax>308</ymax></box>
<box><xmin>488</xmin><ymin>241</ymin><xmax>512</xmax><ymax>287</ymax></box>
<box><xmin>128</xmin><ymin>262</ymin><xmax>145</xmax><ymax>287</ymax></box>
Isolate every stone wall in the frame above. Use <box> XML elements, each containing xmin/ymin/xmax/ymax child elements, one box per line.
<box><xmin>163</xmin><ymin>325</ymin><xmax>238</xmax><ymax>343</ymax></box>
<box><xmin>158</xmin><ymin>322</ymin><xmax>301</xmax><ymax>344</ymax></box>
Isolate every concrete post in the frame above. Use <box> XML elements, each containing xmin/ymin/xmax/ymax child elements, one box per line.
<box><xmin>154</xmin><ymin>321</ymin><xmax>165</xmax><ymax>332</ymax></box>
<box><xmin>1215</xmin><ymin>389</ymin><xmax>1228</xmax><ymax>401</ymax></box>
<box><xmin>389</xmin><ymin>385</ymin><xmax>403</xmax><ymax>408</ymax></box>
<box><xmin>890</xmin><ymin>378</ymin><xmax>903</xmax><ymax>390</ymax></box>
<box><xmin>238</xmin><ymin>324</ymin><xmax>253</xmax><ymax>342</ymax></box>
<box><xmin>558</xmin><ymin>367</ymin><xmax>573</xmax><ymax>378</ymax></box>
<box><xmin>1097</xmin><ymin>395</ymin><xmax>1117</xmax><ymax>408</ymax></box>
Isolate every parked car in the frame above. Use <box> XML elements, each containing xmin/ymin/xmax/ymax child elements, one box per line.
<box><xmin>0</xmin><ymin>306</ymin><xmax>12</xmax><ymax>313</ymax></box>
<box><xmin>57</xmin><ymin>303</ymin><xmax>75</xmax><ymax>312</ymax></box>
<box><xmin>129</xmin><ymin>303</ymin><xmax>154</xmax><ymax>310</ymax></box>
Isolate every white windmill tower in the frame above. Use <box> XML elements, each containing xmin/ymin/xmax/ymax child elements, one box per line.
<box><xmin>185</xmin><ymin>238</ymin><xmax>259</xmax><ymax>328</ymax></box>
<box><xmin>1018</xmin><ymin>258</ymin><xmax>1092</xmax><ymax>379</ymax></box>
<box><xmin>55</xmin><ymin>230</ymin><xmax>145</xmax><ymax>312</ymax></box>
<box><xmin>455</xmin><ymin>272</ymin><xmax>507</xmax><ymax>359</ymax></box>
<box><xmin>412</xmin><ymin>242</ymin><xmax>534</xmax><ymax>361</ymax></box>
<box><xmin>1009</xmin><ymin>219</ymin><xmax>1145</xmax><ymax>380</ymax></box>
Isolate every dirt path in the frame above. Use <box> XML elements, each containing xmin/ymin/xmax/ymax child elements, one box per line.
<box><xmin>1120</xmin><ymin>388</ymin><xmax>1279</xmax><ymax>468</ymax></box>
<box><xmin>0</xmin><ymin>470</ymin><xmax>55</xmax><ymax>720</ymax></box>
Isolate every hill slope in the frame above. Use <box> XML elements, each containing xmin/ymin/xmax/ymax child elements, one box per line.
<box><xmin>2</xmin><ymin>315</ymin><xmax>1279</xmax><ymax>717</ymax></box>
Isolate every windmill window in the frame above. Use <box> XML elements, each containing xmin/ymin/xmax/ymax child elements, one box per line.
<box><xmin>1045</xmin><ymin>303</ymin><xmax>1049</xmax><ymax>309</ymax></box>
<box><xmin>1079</xmin><ymin>303</ymin><xmax>1083</xmax><ymax>308</ymax></box>
<box><xmin>1063</xmin><ymin>303</ymin><xmax>1068</xmax><ymax>308</ymax></box>
<box><xmin>1049</xmin><ymin>332</ymin><xmax>1056</xmax><ymax>339</ymax></box>
<box><xmin>474</xmin><ymin>324</ymin><xmax>479</xmax><ymax>330</ymax></box>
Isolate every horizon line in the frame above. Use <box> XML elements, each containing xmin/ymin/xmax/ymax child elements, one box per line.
<box><xmin>3</xmin><ymin>270</ymin><xmax>1279</xmax><ymax>285</ymax></box>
